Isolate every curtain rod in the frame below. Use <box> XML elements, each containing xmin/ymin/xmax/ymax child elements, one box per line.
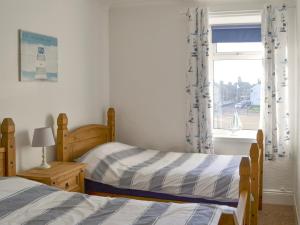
<box><xmin>180</xmin><ymin>5</ymin><xmax>295</xmax><ymax>16</ymax></box>
<box><xmin>180</xmin><ymin>9</ymin><xmax>261</xmax><ymax>16</ymax></box>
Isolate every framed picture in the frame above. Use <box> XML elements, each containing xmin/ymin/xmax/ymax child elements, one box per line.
<box><xmin>19</xmin><ymin>30</ymin><xmax>58</xmax><ymax>81</ymax></box>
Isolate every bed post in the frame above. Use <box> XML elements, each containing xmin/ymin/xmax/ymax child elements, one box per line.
<box><xmin>107</xmin><ymin>108</ymin><xmax>115</xmax><ymax>142</ymax></box>
<box><xmin>256</xmin><ymin>129</ymin><xmax>264</xmax><ymax>210</ymax></box>
<box><xmin>1</xmin><ymin>118</ymin><xmax>16</xmax><ymax>176</ymax></box>
<box><xmin>250</xmin><ymin>143</ymin><xmax>259</xmax><ymax>225</ymax></box>
<box><xmin>239</xmin><ymin>156</ymin><xmax>251</xmax><ymax>225</ymax></box>
<box><xmin>57</xmin><ymin>113</ymin><xmax>69</xmax><ymax>162</ymax></box>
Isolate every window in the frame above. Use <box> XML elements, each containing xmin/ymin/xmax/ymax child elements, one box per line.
<box><xmin>210</xmin><ymin>21</ymin><xmax>263</xmax><ymax>131</ymax></box>
<box><xmin>216</xmin><ymin>42</ymin><xmax>263</xmax><ymax>53</ymax></box>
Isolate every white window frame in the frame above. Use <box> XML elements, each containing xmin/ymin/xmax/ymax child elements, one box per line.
<box><xmin>212</xmin><ymin>43</ymin><xmax>263</xmax><ymax>59</ymax></box>
<box><xmin>210</xmin><ymin>40</ymin><xmax>263</xmax><ymax>140</ymax></box>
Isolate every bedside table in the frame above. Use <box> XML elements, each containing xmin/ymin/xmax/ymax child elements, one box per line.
<box><xmin>18</xmin><ymin>161</ymin><xmax>86</xmax><ymax>193</ymax></box>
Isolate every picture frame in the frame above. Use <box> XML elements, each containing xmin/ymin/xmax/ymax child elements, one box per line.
<box><xmin>19</xmin><ymin>30</ymin><xmax>58</xmax><ymax>81</ymax></box>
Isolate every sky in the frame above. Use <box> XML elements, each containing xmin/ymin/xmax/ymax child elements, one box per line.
<box><xmin>213</xmin><ymin>59</ymin><xmax>263</xmax><ymax>85</ymax></box>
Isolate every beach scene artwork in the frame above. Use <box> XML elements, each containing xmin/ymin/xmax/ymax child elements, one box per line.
<box><xmin>19</xmin><ymin>30</ymin><xmax>58</xmax><ymax>81</ymax></box>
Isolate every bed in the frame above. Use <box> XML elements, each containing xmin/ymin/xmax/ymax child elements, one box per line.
<box><xmin>56</xmin><ymin>108</ymin><xmax>264</xmax><ymax>225</ymax></box>
<box><xmin>0</xmin><ymin>117</ymin><xmax>249</xmax><ymax>225</ymax></box>
<box><xmin>0</xmin><ymin>118</ymin><xmax>16</xmax><ymax>177</ymax></box>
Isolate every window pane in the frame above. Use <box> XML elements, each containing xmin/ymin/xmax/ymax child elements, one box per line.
<box><xmin>216</xmin><ymin>42</ymin><xmax>263</xmax><ymax>53</ymax></box>
<box><xmin>213</xmin><ymin>59</ymin><xmax>262</xmax><ymax>130</ymax></box>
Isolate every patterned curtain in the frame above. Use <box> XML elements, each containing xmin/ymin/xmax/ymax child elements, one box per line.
<box><xmin>262</xmin><ymin>4</ymin><xmax>290</xmax><ymax>160</ymax></box>
<box><xmin>186</xmin><ymin>8</ymin><xmax>213</xmax><ymax>154</ymax></box>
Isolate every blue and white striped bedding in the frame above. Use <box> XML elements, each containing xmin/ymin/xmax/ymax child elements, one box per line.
<box><xmin>77</xmin><ymin>142</ymin><xmax>243</xmax><ymax>202</ymax></box>
<box><xmin>0</xmin><ymin>177</ymin><xmax>222</xmax><ymax>225</ymax></box>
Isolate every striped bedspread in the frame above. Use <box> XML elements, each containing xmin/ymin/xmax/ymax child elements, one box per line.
<box><xmin>77</xmin><ymin>142</ymin><xmax>243</xmax><ymax>202</ymax></box>
<box><xmin>0</xmin><ymin>177</ymin><xmax>222</xmax><ymax>225</ymax></box>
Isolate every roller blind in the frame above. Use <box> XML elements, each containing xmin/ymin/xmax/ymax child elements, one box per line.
<box><xmin>211</xmin><ymin>24</ymin><xmax>261</xmax><ymax>43</ymax></box>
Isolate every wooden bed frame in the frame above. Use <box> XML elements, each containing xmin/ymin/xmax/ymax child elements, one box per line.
<box><xmin>0</xmin><ymin>118</ymin><xmax>16</xmax><ymax>177</ymax></box>
<box><xmin>57</xmin><ymin>108</ymin><xmax>264</xmax><ymax>225</ymax></box>
<box><xmin>0</xmin><ymin>116</ymin><xmax>248</xmax><ymax>225</ymax></box>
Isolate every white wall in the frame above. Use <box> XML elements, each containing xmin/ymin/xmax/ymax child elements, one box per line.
<box><xmin>110</xmin><ymin>3</ymin><xmax>187</xmax><ymax>152</ymax></box>
<box><xmin>0</xmin><ymin>0</ymin><xmax>110</xmax><ymax>170</ymax></box>
<box><xmin>110</xmin><ymin>1</ymin><xmax>297</xmax><ymax>204</ymax></box>
<box><xmin>295</xmin><ymin>0</ymin><xmax>300</xmax><ymax>221</ymax></box>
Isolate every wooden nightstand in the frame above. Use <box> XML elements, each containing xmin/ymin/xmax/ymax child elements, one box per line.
<box><xmin>18</xmin><ymin>161</ymin><xmax>86</xmax><ymax>193</ymax></box>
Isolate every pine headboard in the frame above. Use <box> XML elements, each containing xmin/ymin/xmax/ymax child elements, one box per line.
<box><xmin>56</xmin><ymin>108</ymin><xmax>115</xmax><ymax>162</ymax></box>
<box><xmin>0</xmin><ymin>118</ymin><xmax>16</xmax><ymax>176</ymax></box>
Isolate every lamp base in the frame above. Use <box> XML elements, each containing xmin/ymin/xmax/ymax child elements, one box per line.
<box><xmin>38</xmin><ymin>161</ymin><xmax>51</xmax><ymax>169</ymax></box>
<box><xmin>38</xmin><ymin>147</ymin><xmax>51</xmax><ymax>169</ymax></box>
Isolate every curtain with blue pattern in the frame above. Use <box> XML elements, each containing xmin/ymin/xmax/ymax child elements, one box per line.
<box><xmin>186</xmin><ymin>8</ymin><xmax>213</xmax><ymax>153</ymax></box>
<box><xmin>262</xmin><ymin>4</ymin><xmax>290</xmax><ymax>160</ymax></box>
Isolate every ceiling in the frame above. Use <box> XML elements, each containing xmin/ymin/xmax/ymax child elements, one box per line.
<box><xmin>107</xmin><ymin>0</ymin><xmax>296</xmax><ymax>8</ymax></box>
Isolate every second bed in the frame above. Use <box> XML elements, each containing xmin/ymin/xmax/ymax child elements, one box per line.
<box><xmin>56</xmin><ymin>108</ymin><xmax>264</xmax><ymax>225</ymax></box>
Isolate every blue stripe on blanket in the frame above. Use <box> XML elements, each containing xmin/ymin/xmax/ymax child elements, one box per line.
<box><xmin>24</xmin><ymin>193</ymin><xmax>89</xmax><ymax>225</ymax></box>
<box><xmin>213</xmin><ymin>156</ymin><xmax>241</xmax><ymax>198</ymax></box>
<box><xmin>149</xmin><ymin>153</ymin><xmax>192</xmax><ymax>191</ymax></box>
<box><xmin>186</xmin><ymin>204</ymin><xmax>217</xmax><ymax>225</ymax></box>
<box><xmin>119</xmin><ymin>151</ymin><xmax>168</xmax><ymax>187</ymax></box>
<box><xmin>180</xmin><ymin>155</ymin><xmax>217</xmax><ymax>195</ymax></box>
<box><xmin>91</xmin><ymin>148</ymin><xmax>145</xmax><ymax>182</ymax></box>
<box><xmin>133</xmin><ymin>202</ymin><xmax>170</xmax><ymax>225</ymax></box>
<box><xmin>78</xmin><ymin>198</ymin><xmax>129</xmax><ymax>225</ymax></box>
<box><xmin>0</xmin><ymin>185</ymin><xmax>57</xmax><ymax>218</ymax></box>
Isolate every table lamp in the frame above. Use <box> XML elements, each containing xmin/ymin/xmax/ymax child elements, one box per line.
<box><xmin>32</xmin><ymin>127</ymin><xmax>55</xmax><ymax>169</ymax></box>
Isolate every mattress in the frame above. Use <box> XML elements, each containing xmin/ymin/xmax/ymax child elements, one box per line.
<box><xmin>77</xmin><ymin>142</ymin><xmax>243</xmax><ymax>204</ymax></box>
<box><xmin>0</xmin><ymin>177</ymin><xmax>222</xmax><ymax>225</ymax></box>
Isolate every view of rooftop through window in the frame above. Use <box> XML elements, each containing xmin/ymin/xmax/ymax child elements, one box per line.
<box><xmin>212</xmin><ymin>43</ymin><xmax>263</xmax><ymax>131</ymax></box>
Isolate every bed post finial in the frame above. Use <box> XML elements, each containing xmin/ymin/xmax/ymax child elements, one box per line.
<box><xmin>57</xmin><ymin>113</ymin><xmax>69</xmax><ymax>161</ymax></box>
<box><xmin>250</xmin><ymin>143</ymin><xmax>259</xmax><ymax>225</ymax></box>
<box><xmin>58</xmin><ymin>113</ymin><xmax>68</xmax><ymax>129</ymax></box>
<box><xmin>257</xmin><ymin>129</ymin><xmax>264</xmax><ymax>210</ymax></box>
<box><xmin>107</xmin><ymin>108</ymin><xmax>115</xmax><ymax>142</ymax></box>
<box><xmin>239</xmin><ymin>156</ymin><xmax>251</xmax><ymax>225</ymax></box>
<box><xmin>257</xmin><ymin>130</ymin><xmax>263</xmax><ymax>145</ymax></box>
<box><xmin>1</xmin><ymin>118</ymin><xmax>16</xmax><ymax>176</ymax></box>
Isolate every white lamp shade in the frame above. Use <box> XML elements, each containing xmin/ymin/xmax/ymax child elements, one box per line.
<box><xmin>32</xmin><ymin>127</ymin><xmax>55</xmax><ymax>147</ymax></box>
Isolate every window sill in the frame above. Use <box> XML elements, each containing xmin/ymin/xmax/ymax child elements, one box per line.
<box><xmin>213</xmin><ymin>129</ymin><xmax>257</xmax><ymax>143</ymax></box>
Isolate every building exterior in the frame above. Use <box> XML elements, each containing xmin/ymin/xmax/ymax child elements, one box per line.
<box><xmin>250</xmin><ymin>83</ymin><xmax>261</xmax><ymax>105</ymax></box>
